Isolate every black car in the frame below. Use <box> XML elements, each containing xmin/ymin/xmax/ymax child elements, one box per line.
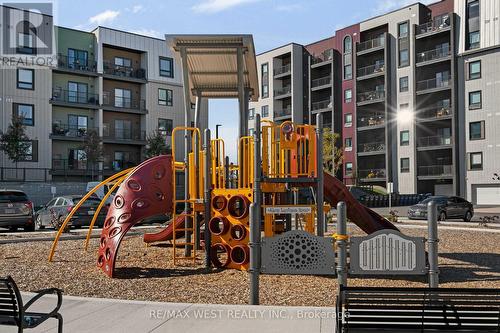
<box><xmin>407</xmin><ymin>196</ymin><xmax>474</xmax><ymax>222</ymax></box>
<box><xmin>0</xmin><ymin>190</ymin><xmax>34</xmax><ymax>231</ymax></box>
<box><xmin>35</xmin><ymin>195</ymin><xmax>108</xmax><ymax>230</ymax></box>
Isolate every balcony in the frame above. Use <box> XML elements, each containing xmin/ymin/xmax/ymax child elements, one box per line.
<box><xmin>357</xmin><ymin>142</ymin><xmax>386</xmax><ymax>155</ymax></box>
<box><xmin>103</xmin><ymin>157</ymin><xmax>140</xmax><ymax>173</ymax></box>
<box><xmin>55</xmin><ymin>55</ymin><xmax>98</xmax><ymax>75</ymax></box>
<box><xmin>416</xmin><ymin>47</ymin><xmax>451</xmax><ymax>65</ymax></box>
<box><xmin>358</xmin><ymin>168</ymin><xmax>386</xmax><ymax>181</ymax></box>
<box><xmin>357</xmin><ymin>90</ymin><xmax>385</xmax><ymax>105</ymax></box>
<box><xmin>357</xmin><ymin>114</ymin><xmax>385</xmax><ymax>130</ymax></box>
<box><xmin>357</xmin><ymin>62</ymin><xmax>385</xmax><ymax>80</ymax></box>
<box><xmin>311</xmin><ymin>49</ymin><xmax>333</xmax><ymax>67</ymax></box>
<box><xmin>418</xmin><ymin>104</ymin><xmax>452</xmax><ymax>122</ymax></box>
<box><xmin>51</xmin><ymin>124</ymin><xmax>98</xmax><ymax>141</ymax></box>
<box><xmin>103</xmin><ymin>128</ymin><xmax>146</xmax><ymax>144</ymax></box>
<box><xmin>274</xmin><ymin>107</ymin><xmax>292</xmax><ymax>119</ymax></box>
<box><xmin>311</xmin><ymin>99</ymin><xmax>331</xmax><ymax>112</ymax></box>
<box><xmin>102</xmin><ymin>92</ymin><xmax>147</xmax><ymax>114</ymax></box>
<box><xmin>357</xmin><ymin>36</ymin><xmax>385</xmax><ymax>55</ymax></box>
<box><xmin>311</xmin><ymin>75</ymin><xmax>332</xmax><ymax>89</ymax></box>
<box><xmin>51</xmin><ymin>159</ymin><xmax>100</xmax><ymax>178</ymax></box>
<box><xmin>417</xmin><ymin>135</ymin><xmax>452</xmax><ymax>149</ymax></box>
<box><xmin>416</xmin><ymin>14</ymin><xmax>451</xmax><ymax>38</ymax></box>
<box><xmin>274</xmin><ymin>86</ymin><xmax>292</xmax><ymax>99</ymax></box>
<box><xmin>273</xmin><ymin>64</ymin><xmax>291</xmax><ymax>77</ymax></box>
<box><xmin>418</xmin><ymin>165</ymin><xmax>453</xmax><ymax>178</ymax></box>
<box><xmin>50</xmin><ymin>89</ymin><xmax>99</xmax><ymax>108</ymax></box>
<box><xmin>416</xmin><ymin>77</ymin><xmax>451</xmax><ymax>94</ymax></box>
<box><xmin>103</xmin><ymin>61</ymin><xmax>147</xmax><ymax>82</ymax></box>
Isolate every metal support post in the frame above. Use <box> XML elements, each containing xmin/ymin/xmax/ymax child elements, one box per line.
<box><xmin>249</xmin><ymin>114</ymin><xmax>261</xmax><ymax>305</ymax></box>
<box><xmin>427</xmin><ymin>201</ymin><xmax>439</xmax><ymax>288</ymax></box>
<box><xmin>204</xmin><ymin>129</ymin><xmax>212</xmax><ymax>269</ymax></box>
<box><xmin>316</xmin><ymin>113</ymin><xmax>324</xmax><ymax>236</ymax></box>
<box><xmin>336</xmin><ymin>201</ymin><xmax>348</xmax><ymax>287</ymax></box>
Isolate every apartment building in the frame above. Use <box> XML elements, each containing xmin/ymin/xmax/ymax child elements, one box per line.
<box><xmin>0</xmin><ymin>5</ymin><xmax>207</xmax><ymax>181</ymax></box>
<box><xmin>455</xmin><ymin>0</ymin><xmax>500</xmax><ymax>205</ymax></box>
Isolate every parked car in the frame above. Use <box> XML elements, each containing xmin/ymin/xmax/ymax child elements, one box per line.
<box><xmin>35</xmin><ymin>195</ymin><xmax>108</xmax><ymax>230</ymax></box>
<box><xmin>0</xmin><ymin>190</ymin><xmax>34</xmax><ymax>231</ymax></box>
<box><xmin>407</xmin><ymin>196</ymin><xmax>474</xmax><ymax>222</ymax></box>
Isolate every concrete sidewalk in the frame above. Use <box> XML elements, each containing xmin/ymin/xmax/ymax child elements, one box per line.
<box><xmin>8</xmin><ymin>293</ymin><xmax>337</xmax><ymax>333</ymax></box>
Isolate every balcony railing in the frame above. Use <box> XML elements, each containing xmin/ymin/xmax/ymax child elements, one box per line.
<box><xmin>104</xmin><ymin>156</ymin><xmax>140</xmax><ymax>172</ymax></box>
<box><xmin>357</xmin><ymin>36</ymin><xmax>385</xmax><ymax>52</ymax></box>
<box><xmin>102</xmin><ymin>92</ymin><xmax>146</xmax><ymax>110</ymax></box>
<box><xmin>357</xmin><ymin>90</ymin><xmax>385</xmax><ymax>103</ymax></box>
<box><xmin>57</xmin><ymin>55</ymin><xmax>97</xmax><ymax>73</ymax></box>
<box><xmin>416</xmin><ymin>77</ymin><xmax>451</xmax><ymax>92</ymax></box>
<box><xmin>52</xmin><ymin>159</ymin><xmax>95</xmax><ymax>171</ymax></box>
<box><xmin>103</xmin><ymin>128</ymin><xmax>146</xmax><ymax>142</ymax></box>
<box><xmin>416</xmin><ymin>14</ymin><xmax>451</xmax><ymax>36</ymax></box>
<box><xmin>416</xmin><ymin>47</ymin><xmax>451</xmax><ymax>63</ymax></box>
<box><xmin>274</xmin><ymin>86</ymin><xmax>292</xmax><ymax>97</ymax></box>
<box><xmin>357</xmin><ymin>62</ymin><xmax>385</xmax><ymax>77</ymax></box>
<box><xmin>311</xmin><ymin>75</ymin><xmax>332</xmax><ymax>88</ymax></box>
<box><xmin>311</xmin><ymin>49</ymin><xmax>333</xmax><ymax>64</ymax></box>
<box><xmin>311</xmin><ymin>99</ymin><xmax>331</xmax><ymax>111</ymax></box>
<box><xmin>51</xmin><ymin>124</ymin><xmax>98</xmax><ymax>138</ymax></box>
<box><xmin>274</xmin><ymin>107</ymin><xmax>292</xmax><ymax>118</ymax></box>
<box><xmin>103</xmin><ymin>61</ymin><xmax>146</xmax><ymax>80</ymax></box>
<box><xmin>358</xmin><ymin>168</ymin><xmax>386</xmax><ymax>179</ymax></box>
<box><xmin>51</xmin><ymin>89</ymin><xmax>99</xmax><ymax>106</ymax></box>
<box><xmin>358</xmin><ymin>142</ymin><xmax>386</xmax><ymax>153</ymax></box>
<box><xmin>358</xmin><ymin>114</ymin><xmax>385</xmax><ymax>128</ymax></box>
<box><xmin>418</xmin><ymin>165</ymin><xmax>453</xmax><ymax>177</ymax></box>
<box><xmin>417</xmin><ymin>135</ymin><xmax>452</xmax><ymax>147</ymax></box>
<box><xmin>419</xmin><ymin>105</ymin><xmax>451</xmax><ymax>120</ymax></box>
<box><xmin>274</xmin><ymin>64</ymin><xmax>291</xmax><ymax>76</ymax></box>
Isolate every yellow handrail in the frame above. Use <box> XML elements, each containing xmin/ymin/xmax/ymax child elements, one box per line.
<box><xmin>48</xmin><ymin>168</ymin><xmax>134</xmax><ymax>262</ymax></box>
<box><xmin>83</xmin><ymin>175</ymin><xmax>127</xmax><ymax>251</ymax></box>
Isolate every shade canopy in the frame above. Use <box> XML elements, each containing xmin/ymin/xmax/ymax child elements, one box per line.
<box><xmin>167</xmin><ymin>35</ymin><xmax>259</xmax><ymax>101</ymax></box>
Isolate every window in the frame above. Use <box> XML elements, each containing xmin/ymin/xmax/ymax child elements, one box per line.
<box><xmin>469</xmin><ymin>91</ymin><xmax>481</xmax><ymax>109</ymax></box>
<box><xmin>68</xmin><ymin>49</ymin><xmax>88</xmax><ymax>68</ymax></box>
<box><xmin>466</xmin><ymin>0</ymin><xmax>480</xmax><ymax>50</ymax></box>
<box><xmin>400</xmin><ymin>158</ymin><xmax>410</xmax><ymax>173</ymax></box>
<box><xmin>399</xmin><ymin>49</ymin><xmax>409</xmax><ymax>67</ymax></box>
<box><xmin>261</xmin><ymin>105</ymin><xmax>269</xmax><ymax>117</ymax></box>
<box><xmin>17</xmin><ymin>32</ymin><xmax>34</xmax><ymax>54</ymax></box>
<box><xmin>400</xmin><ymin>130</ymin><xmax>410</xmax><ymax>146</ymax></box>
<box><xmin>249</xmin><ymin>108</ymin><xmax>255</xmax><ymax>120</ymax></box>
<box><xmin>468</xmin><ymin>31</ymin><xmax>480</xmax><ymax>49</ymax></box>
<box><xmin>344</xmin><ymin>137</ymin><xmax>352</xmax><ymax>151</ymax></box>
<box><xmin>468</xmin><ymin>152</ymin><xmax>483</xmax><ymax>170</ymax></box>
<box><xmin>20</xmin><ymin>140</ymin><xmax>37</xmax><ymax>162</ymax></box>
<box><xmin>398</xmin><ymin>22</ymin><xmax>409</xmax><ymax>38</ymax></box>
<box><xmin>344</xmin><ymin>36</ymin><xmax>352</xmax><ymax>53</ymax></box>
<box><xmin>398</xmin><ymin>21</ymin><xmax>410</xmax><ymax>67</ymax></box>
<box><xmin>469</xmin><ymin>121</ymin><xmax>485</xmax><ymax>140</ymax></box>
<box><xmin>345</xmin><ymin>162</ymin><xmax>353</xmax><ymax>176</ymax></box>
<box><xmin>344</xmin><ymin>89</ymin><xmax>352</xmax><ymax>103</ymax></box>
<box><xmin>17</xmin><ymin>68</ymin><xmax>34</xmax><ymax>89</ymax></box>
<box><xmin>344</xmin><ymin>64</ymin><xmax>352</xmax><ymax>80</ymax></box>
<box><xmin>114</xmin><ymin>88</ymin><xmax>132</xmax><ymax>108</ymax></box>
<box><xmin>114</xmin><ymin>57</ymin><xmax>132</xmax><ymax>68</ymax></box>
<box><xmin>344</xmin><ymin>113</ymin><xmax>352</xmax><ymax>127</ymax></box>
<box><xmin>158</xmin><ymin>118</ymin><xmax>173</xmax><ymax>136</ymax></box>
<box><xmin>399</xmin><ymin>76</ymin><xmax>409</xmax><ymax>92</ymax></box>
<box><xmin>468</xmin><ymin>60</ymin><xmax>481</xmax><ymax>80</ymax></box>
<box><xmin>13</xmin><ymin>103</ymin><xmax>34</xmax><ymax>126</ymax></box>
<box><xmin>261</xmin><ymin>63</ymin><xmax>269</xmax><ymax>98</ymax></box>
<box><xmin>249</xmin><ymin>128</ymin><xmax>255</xmax><ymax>136</ymax></box>
<box><xmin>68</xmin><ymin>149</ymin><xmax>86</xmax><ymax>169</ymax></box>
<box><xmin>68</xmin><ymin>115</ymin><xmax>88</xmax><ymax>136</ymax></box>
<box><xmin>115</xmin><ymin>119</ymin><xmax>132</xmax><ymax>140</ymax></box>
<box><xmin>68</xmin><ymin>82</ymin><xmax>88</xmax><ymax>103</ymax></box>
<box><xmin>158</xmin><ymin>88</ymin><xmax>173</xmax><ymax>106</ymax></box>
<box><xmin>159</xmin><ymin>57</ymin><xmax>174</xmax><ymax>78</ymax></box>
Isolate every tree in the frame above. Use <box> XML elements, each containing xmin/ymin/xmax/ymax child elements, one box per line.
<box><xmin>322</xmin><ymin>128</ymin><xmax>344</xmax><ymax>177</ymax></box>
<box><xmin>0</xmin><ymin>115</ymin><xmax>31</xmax><ymax>174</ymax></box>
<box><xmin>80</xmin><ymin>130</ymin><xmax>103</xmax><ymax>181</ymax></box>
<box><xmin>145</xmin><ymin>130</ymin><xmax>171</xmax><ymax>158</ymax></box>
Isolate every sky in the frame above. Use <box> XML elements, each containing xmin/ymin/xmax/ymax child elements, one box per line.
<box><xmin>49</xmin><ymin>0</ymin><xmax>434</xmax><ymax>160</ymax></box>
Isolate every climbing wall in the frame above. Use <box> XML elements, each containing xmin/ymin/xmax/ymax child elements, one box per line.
<box><xmin>208</xmin><ymin>189</ymin><xmax>253</xmax><ymax>271</ymax></box>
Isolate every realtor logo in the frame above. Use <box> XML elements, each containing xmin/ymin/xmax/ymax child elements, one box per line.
<box><xmin>2</xmin><ymin>2</ymin><xmax>53</xmax><ymax>55</ymax></box>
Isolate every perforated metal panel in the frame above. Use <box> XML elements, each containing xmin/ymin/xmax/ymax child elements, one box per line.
<box><xmin>261</xmin><ymin>230</ymin><xmax>336</xmax><ymax>275</ymax></box>
<box><xmin>349</xmin><ymin>229</ymin><xmax>427</xmax><ymax>275</ymax></box>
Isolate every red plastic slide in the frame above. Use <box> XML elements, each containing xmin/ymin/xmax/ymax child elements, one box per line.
<box><xmin>323</xmin><ymin>172</ymin><xmax>398</xmax><ymax>234</ymax></box>
<box><xmin>98</xmin><ymin>155</ymin><xmax>173</xmax><ymax>278</ymax></box>
<box><xmin>143</xmin><ymin>214</ymin><xmax>186</xmax><ymax>244</ymax></box>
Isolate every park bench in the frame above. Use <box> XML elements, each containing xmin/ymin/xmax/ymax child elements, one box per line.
<box><xmin>0</xmin><ymin>276</ymin><xmax>63</xmax><ymax>332</ymax></box>
<box><xmin>336</xmin><ymin>286</ymin><xmax>500</xmax><ymax>332</ymax></box>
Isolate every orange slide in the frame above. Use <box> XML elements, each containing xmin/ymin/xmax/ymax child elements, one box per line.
<box><xmin>323</xmin><ymin>172</ymin><xmax>398</xmax><ymax>234</ymax></box>
<box><xmin>143</xmin><ymin>214</ymin><xmax>187</xmax><ymax>244</ymax></box>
